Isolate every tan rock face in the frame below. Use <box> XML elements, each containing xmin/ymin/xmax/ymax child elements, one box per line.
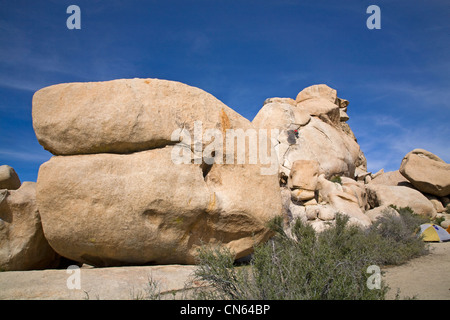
<box><xmin>291</xmin><ymin>189</ymin><xmax>315</xmax><ymax>202</ymax></box>
<box><xmin>289</xmin><ymin>160</ymin><xmax>320</xmax><ymax>191</ymax></box>
<box><xmin>0</xmin><ymin>265</ymin><xmax>199</xmax><ymax>300</ymax></box>
<box><xmin>0</xmin><ymin>165</ymin><xmax>21</xmax><ymax>190</ymax></box>
<box><xmin>296</xmin><ymin>84</ymin><xmax>337</xmax><ymax>104</ymax></box>
<box><xmin>253</xmin><ymin>84</ymin><xmax>371</xmax><ymax>230</ymax></box>
<box><xmin>0</xmin><ymin>182</ymin><xmax>59</xmax><ymax>271</ymax></box>
<box><xmin>32</xmin><ymin>78</ymin><xmax>250</xmax><ymax>155</ymax></box>
<box><xmin>317</xmin><ymin>175</ymin><xmax>371</xmax><ymax>227</ymax></box>
<box><xmin>365</xmin><ymin>184</ymin><xmax>437</xmax><ymax>218</ymax></box>
<box><xmin>399</xmin><ymin>149</ymin><xmax>450</xmax><ymax>197</ymax></box>
<box><xmin>365</xmin><ymin>205</ymin><xmax>399</xmax><ymax>223</ymax></box>
<box><xmin>297</xmin><ymin>98</ymin><xmax>340</xmax><ymax>126</ymax></box>
<box><xmin>370</xmin><ymin>170</ymin><xmax>413</xmax><ymax>188</ymax></box>
<box><xmin>341</xmin><ymin>177</ymin><xmax>368</xmax><ymax>210</ymax></box>
<box><xmin>252</xmin><ymin>102</ymin><xmax>311</xmax><ymax>131</ymax></box>
<box><xmin>37</xmin><ymin>148</ymin><xmax>281</xmax><ymax>267</ymax></box>
<box><xmin>33</xmin><ymin>78</ymin><xmax>283</xmax><ymax>266</ymax></box>
<box><xmin>253</xmin><ymin>85</ymin><xmax>365</xmax><ymax>181</ymax></box>
<box><xmin>284</xmin><ymin>118</ymin><xmax>361</xmax><ymax>179</ymax></box>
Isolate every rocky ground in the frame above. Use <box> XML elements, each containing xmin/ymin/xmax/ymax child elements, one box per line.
<box><xmin>0</xmin><ymin>264</ymin><xmax>200</xmax><ymax>300</ymax></box>
<box><xmin>1</xmin><ymin>241</ymin><xmax>449</xmax><ymax>300</ymax></box>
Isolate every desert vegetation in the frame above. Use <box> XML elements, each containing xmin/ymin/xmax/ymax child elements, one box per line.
<box><xmin>192</xmin><ymin>207</ymin><xmax>430</xmax><ymax>300</ymax></box>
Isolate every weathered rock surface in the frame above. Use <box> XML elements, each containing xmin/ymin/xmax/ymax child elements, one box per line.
<box><xmin>252</xmin><ymin>101</ymin><xmax>311</xmax><ymax>131</ymax></box>
<box><xmin>33</xmin><ymin>78</ymin><xmax>283</xmax><ymax>267</ymax></box>
<box><xmin>253</xmin><ymin>85</ymin><xmax>372</xmax><ymax>230</ymax></box>
<box><xmin>370</xmin><ymin>170</ymin><xmax>413</xmax><ymax>188</ymax></box>
<box><xmin>0</xmin><ymin>182</ymin><xmax>59</xmax><ymax>271</ymax></box>
<box><xmin>273</xmin><ymin>117</ymin><xmax>362</xmax><ymax>179</ymax></box>
<box><xmin>0</xmin><ymin>165</ymin><xmax>21</xmax><ymax>190</ymax></box>
<box><xmin>32</xmin><ymin>78</ymin><xmax>250</xmax><ymax>155</ymax></box>
<box><xmin>288</xmin><ymin>160</ymin><xmax>320</xmax><ymax>191</ymax></box>
<box><xmin>426</xmin><ymin>195</ymin><xmax>445</xmax><ymax>213</ymax></box>
<box><xmin>296</xmin><ymin>84</ymin><xmax>337</xmax><ymax>104</ymax></box>
<box><xmin>365</xmin><ymin>205</ymin><xmax>399</xmax><ymax>223</ymax></box>
<box><xmin>37</xmin><ymin>147</ymin><xmax>281</xmax><ymax>266</ymax></box>
<box><xmin>340</xmin><ymin>177</ymin><xmax>368</xmax><ymax>210</ymax></box>
<box><xmin>317</xmin><ymin>175</ymin><xmax>371</xmax><ymax>227</ymax></box>
<box><xmin>253</xmin><ymin>85</ymin><xmax>366</xmax><ymax>181</ymax></box>
<box><xmin>399</xmin><ymin>149</ymin><xmax>450</xmax><ymax>197</ymax></box>
<box><xmin>297</xmin><ymin>98</ymin><xmax>340</xmax><ymax>126</ymax></box>
<box><xmin>0</xmin><ymin>265</ymin><xmax>200</xmax><ymax>300</ymax></box>
<box><xmin>366</xmin><ymin>184</ymin><xmax>437</xmax><ymax>218</ymax></box>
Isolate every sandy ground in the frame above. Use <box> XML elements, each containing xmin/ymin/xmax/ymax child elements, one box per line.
<box><xmin>1</xmin><ymin>242</ymin><xmax>449</xmax><ymax>300</ymax></box>
<box><xmin>382</xmin><ymin>241</ymin><xmax>450</xmax><ymax>300</ymax></box>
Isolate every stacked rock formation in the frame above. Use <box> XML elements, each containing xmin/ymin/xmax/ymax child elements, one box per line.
<box><xmin>364</xmin><ymin>149</ymin><xmax>450</xmax><ymax>224</ymax></box>
<box><xmin>253</xmin><ymin>84</ymin><xmax>371</xmax><ymax>231</ymax></box>
<box><xmin>253</xmin><ymin>84</ymin><xmax>449</xmax><ymax>232</ymax></box>
<box><xmin>3</xmin><ymin>79</ymin><xmax>449</xmax><ymax>271</ymax></box>
<box><xmin>32</xmin><ymin>78</ymin><xmax>282</xmax><ymax>267</ymax></box>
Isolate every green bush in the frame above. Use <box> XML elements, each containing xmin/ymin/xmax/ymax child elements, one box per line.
<box><xmin>433</xmin><ymin>216</ymin><xmax>446</xmax><ymax>226</ymax></box>
<box><xmin>193</xmin><ymin>207</ymin><xmax>428</xmax><ymax>300</ymax></box>
<box><xmin>364</xmin><ymin>207</ymin><xmax>428</xmax><ymax>265</ymax></box>
<box><xmin>330</xmin><ymin>175</ymin><xmax>342</xmax><ymax>185</ymax></box>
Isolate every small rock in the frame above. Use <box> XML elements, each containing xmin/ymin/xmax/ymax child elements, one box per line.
<box><xmin>291</xmin><ymin>189</ymin><xmax>315</xmax><ymax>202</ymax></box>
<box><xmin>309</xmin><ymin>219</ymin><xmax>331</xmax><ymax>233</ymax></box>
<box><xmin>305</xmin><ymin>206</ymin><xmax>319</xmax><ymax>220</ymax></box>
<box><xmin>425</xmin><ymin>195</ymin><xmax>445</xmax><ymax>213</ymax></box>
<box><xmin>0</xmin><ymin>165</ymin><xmax>21</xmax><ymax>190</ymax></box>
<box><xmin>289</xmin><ymin>203</ymin><xmax>307</xmax><ymax>223</ymax></box>
<box><xmin>317</xmin><ymin>205</ymin><xmax>336</xmax><ymax>221</ymax></box>
<box><xmin>303</xmin><ymin>198</ymin><xmax>318</xmax><ymax>206</ymax></box>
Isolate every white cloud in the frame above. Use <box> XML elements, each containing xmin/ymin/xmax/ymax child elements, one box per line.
<box><xmin>354</xmin><ymin>117</ymin><xmax>450</xmax><ymax>173</ymax></box>
<box><xmin>0</xmin><ymin>148</ymin><xmax>51</xmax><ymax>163</ymax></box>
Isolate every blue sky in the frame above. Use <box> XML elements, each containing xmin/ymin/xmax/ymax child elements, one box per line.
<box><xmin>0</xmin><ymin>0</ymin><xmax>449</xmax><ymax>182</ymax></box>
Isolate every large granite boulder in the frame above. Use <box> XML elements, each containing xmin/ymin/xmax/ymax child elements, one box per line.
<box><xmin>365</xmin><ymin>184</ymin><xmax>437</xmax><ymax>218</ymax></box>
<box><xmin>399</xmin><ymin>149</ymin><xmax>450</xmax><ymax>197</ymax></box>
<box><xmin>32</xmin><ymin>78</ymin><xmax>250</xmax><ymax>155</ymax></box>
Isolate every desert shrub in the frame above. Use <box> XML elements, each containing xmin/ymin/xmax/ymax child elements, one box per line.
<box><xmin>194</xmin><ymin>245</ymin><xmax>253</xmax><ymax>300</ymax></box>
<box><xmin>433</xmin><ymin>216</ymin><xmax>446</xmax><ymax>226</ymax></box>
<box><xmin>194</xmin><ymin>215</ymin><xmax>384</xmax><ymax>300</ymax></box>
<box><xmin>193</xmin><ymin>207</ymin><xmax>428</xmax><ymax>300</ymax></box>
<box><xmin>365</xmin><ymin>209</ymin><xmax>428</xmax><ymax>265</ymax></box>
<box><xmin>330</xmin><ymin>175</ymin><xmax>342</xmax><ymax>185</ymax></box>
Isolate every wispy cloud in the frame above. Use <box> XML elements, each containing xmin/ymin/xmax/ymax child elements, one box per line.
<box><xmin>371</xmin><ymin>115</ymin><xmax>404</xmax><ymax>128</ymax></box>
<box><xmin>0</xmin><ymin>148</ymin><xmax>51</xmax><ymax>163</ymax></box>
<box><xmin>353</xmin><ymin>115</ymin><xmax>450</xmax><ymax>173</ymax></box>
<box><xmin>355</xmin><ymin>81</ymin><xmax>450</xmax><ymax>110</ymax></box>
